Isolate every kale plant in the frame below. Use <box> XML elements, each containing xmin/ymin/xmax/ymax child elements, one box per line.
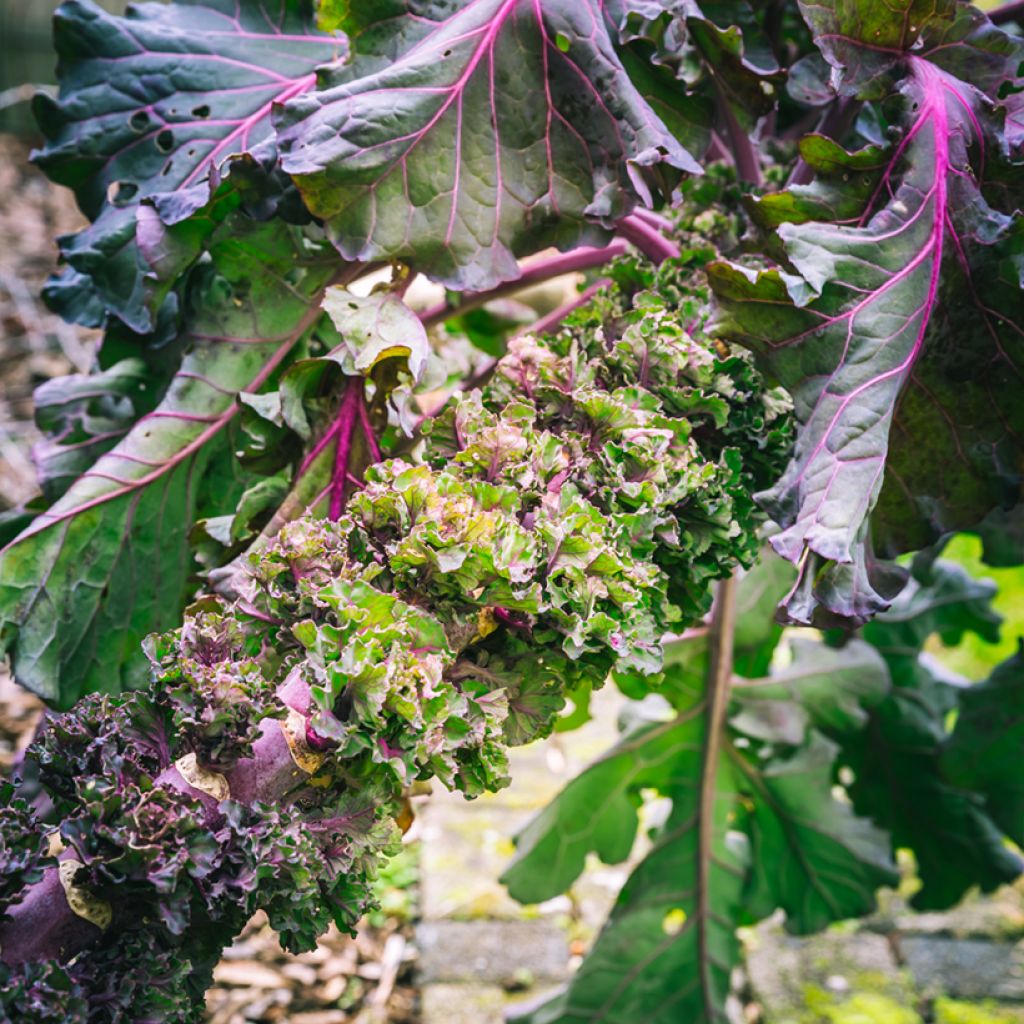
<box><xmin>0</xmin><ymin>0</ymin><xmax>1021</xmax><ymax>1021</ymax></box>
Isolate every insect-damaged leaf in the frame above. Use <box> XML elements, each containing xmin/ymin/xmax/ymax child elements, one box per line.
<box><xmin>34</xmin><ymin>0</ymin><xmax>341</xmax><ymax>330</ymax></box>
<box><xmin>0</xmin><ymin>221</ymin><xmax>338</xmax><ymax>708</ymax></box>
<box><xmin>277</xmin><ymin>0</ymin><xmax>701</xmax><ymax>291</ymax></box>
<box><xmin>709</xmin><ymin>3</ymin><xmax>1024</xmax><ymax>626</ymax></box>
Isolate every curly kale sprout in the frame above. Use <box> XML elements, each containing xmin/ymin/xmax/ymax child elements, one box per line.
<box><xmin>0</xmin><ymin>259</ymin><xmax>790</xmax><ymax>1021</ymax></box>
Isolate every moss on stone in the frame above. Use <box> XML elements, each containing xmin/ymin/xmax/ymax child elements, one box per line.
<box><xmin>801</xmin><ymin>986</ymin><xmax>921</xmax><ymax>1024</ymax></box>
<box><xmin>934</xmin><ymin>998</ymin><xmax>1024</xmax><ymax>1024</ymax></box>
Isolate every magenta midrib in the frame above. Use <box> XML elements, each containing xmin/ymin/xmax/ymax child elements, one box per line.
<box><xmin>5</xmin><ymin>298</ymin><xmax>330</xmax><ymax>550</ymax></box>
<box><xmin>785</xmin><ymin>57</ymin><xmax>951</xmax><ymax>529</ymax></box>
<box><xmin>356</xmin><ymin>0</ymin><xmax>519</xmax><ymax>205</ymax></box>
<box><xmin>178</xmin><ymin>72</ymin><xmax>317</xmax><ymax>191</ymax></box>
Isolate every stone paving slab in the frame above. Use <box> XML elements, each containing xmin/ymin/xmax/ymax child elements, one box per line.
<box><xmin>416</xmin><ymin>920</ymin><xmax>570</xmax><ymax>985</ymax></box>
<box><xmin>746</xmin><ymin>922</ymin><xmax>916</xmax><ymax>1021</ymax></box>
<box><xmin>421</xmin><ymin>983</ymin><xmax>564</xmax><ymax>1024</ymax></box>
<box><xmin>900</xmin><ymin>936</ymin><xmax>1024</xmax><ymax>1001</ymax></box>
<box><xmin>419</xmin><ymin>795</ymin><xmax>535</xmax><ymax>921</ymax></box>
<box><xmin>421</xmin><ymin>983</ymin><xmax>507</xmax><ymax>1024</ymax></box>
<box><xmin>870</xmin><ymin>883</ymin><xmax>1024</xmax><ymax>941</ymax></box>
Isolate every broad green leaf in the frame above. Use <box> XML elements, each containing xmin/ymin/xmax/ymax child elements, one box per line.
<box><xmin>513</xmin><ymin>765</ymin><xmax>745</xmax><ymax>1024</ymax></box>
<box><xmin>653</xmin><ymin>550</ymin><xmax>796</xmax><ymax>709</ymax></box>
<box><xmin>840</xmin><ymin>659</ymin><xmax>1022</xmax><ymax>910</ymax></box>
<box><xmin>30</xmin><ymin>359</ymin><xmax>164</xmax><ymax>503</ymax></box>
<box><xmin>0</xmin><ymin>221</ymin><xmax>338</xmax><ymax>708</ymax></box>
<box><xmin>735</xmin><ymin>733</ymin><xmax>898</xmax><ymax>934</ymax></box>
<box><xmin>501</xmin><ymin>714</ymin><xmax>695</xmax><ymax>903</ymax></box>
<box><xmin>508</xmin><ymin>632</ymin><xmax>891</xmax><ymax>1022</ymax></box>
<box><xmin>860</xmin><ymin>557</ymin><xmax>1002</xmax><ymax>687</ymax></box>
<box><xmin>34</xmin><ymin>0</ymin><xmax>341</xmax><ymax>329</ymax></box>
<box><xmin>972</xmin><ymin>505</ymin><xmax>1024</xmax><ymax>569</ymax></box>
<box><xmin>277</xmin><ymin>0</ymin><xmax>700</xmax><ymax>290</ymax></box>
<box><xmin>836</xmin><ymin>557</ymin><xmax>1021</xmax><ymax>908</ymax></box>
<box><xmin>321</xmin><ymin>288</ymin><xmax>429</xmax><ymax>383</ymax></box>
<box><xmin>507</xmin><ymin>658</ymin><xmax>747</xmax><ymax>1024</ymax></box>
<box><xmin>943</xmin><ymin>647</ymin><xmax>1024</xmax><ymax>847</ymax></box>
<box><xmin>709</xmin><ymin>7</ymin><xmax>1024</xmax><ymax>625</ymax></box>
<box><xmin>730</xmin><ymin>549</ymin><xmax>795</xmax><ymax>677</ymax></box>
<box><xmin>731</xmin><ymin>637</ymin><xmax>889</xmax><ymax>744</ymax></box>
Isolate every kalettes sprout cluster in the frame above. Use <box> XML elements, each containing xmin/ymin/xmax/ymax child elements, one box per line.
<box><xmin>0</xmin><ymin>260</ymin><xmax>790</xmax><ymax>1021</ymax></box>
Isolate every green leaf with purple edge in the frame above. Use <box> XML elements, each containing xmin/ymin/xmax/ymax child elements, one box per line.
<box><xmin>33</xmin><ymin>0</ymin><xmax>343</xmax><ymax>330</ymax></box>
<box><xmin>277</xmin><ymin>0</ymin><xmax>701</xmax><ymax>291</ymax></box>
<box><xmin>709</xmin><ymin>3</ymin><xmax>1024</xmax><ymax>626</ymax></box>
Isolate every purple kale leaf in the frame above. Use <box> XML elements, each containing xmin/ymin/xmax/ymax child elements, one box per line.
<box><xmin>709</xmin><ymin>2</ymin><xmax>1024</xmax><ymax>626</ymax></box>
<box><xmin>34</xmin><ymin>0</ymin><xmax>342</xmax><ymax>331</ymax></box>
<box><xmin>277</xmin><ymin>0</ymin><xmax>701</xmax><ymax>290</ymax></box>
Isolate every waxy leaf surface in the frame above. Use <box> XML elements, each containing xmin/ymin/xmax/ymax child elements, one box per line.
<box><xmin>710</xmin><ymin>7</ymin><xmax>1024</xmax><ymax>625</ymax></box>
<box><xmin>278</xmin><ymin>0</ymin><xmax>700</xmax><ymax>289</ymax></box>
<box><xmin>35</xmin><ymin>0</ymin><xmax>340</xmax><ymax>329</ymax></box>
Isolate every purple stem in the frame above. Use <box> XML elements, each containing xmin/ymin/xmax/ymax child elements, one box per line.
<box><xmin>991</xmin><ymin>0</ymin><xmax>1024</xmax><ymax>23</ymax></box>
<box><xmin>328</xmin><ymin>377</ymin><xmax>365</xmax><ymax>521</ymax></box>
<box><xmin>630</xmin><ymin>208</ymin><xmax>675</xmax><ymax>233</ymax></box>
<box><xmin>706</xmin><ymin>132</ymin><xmax>732</xmax><ymax>164</ymax></box>
<box><xmin>617</xmin><ymin>214</ymin><xmax>681</xmax><ymax>263</ymax></box>
<box><xmin>419</xmin><ymin>242</ymin><xmax>627</xmax><ymax>326</ymax></box>
<box><xmin>787</xmin><ymin>96</ymin><xmax>863</xmax><ymax>187</ymax></box>
<box><xmin>526</xmin><ymin>279</ymin><xmax>609</xmax><ymax>337</ymax></box>
<box><xmin>356</xmin><ymin>395</ymin><xmax>383</xmax><ymax>463</ymax></box>
<box><xmin>712</xmin><ymin>80</ymin><xmax>762</xmax><ymax>186</ymax></box>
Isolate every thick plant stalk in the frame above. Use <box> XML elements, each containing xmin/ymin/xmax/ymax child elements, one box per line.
<box><xmin>695</xmin><ymin>572</ymin><xmax>738</xmax><ymax>1009</ymax></box>
<box><xmin>419</xmin><ymin>242</ymin><xmax>628</xmax><ymax>326</ymax></box>
<box><xmin>0</xmin><ymin>257</ymin><xmax>791</xmax><ymax>1020</ymax></box>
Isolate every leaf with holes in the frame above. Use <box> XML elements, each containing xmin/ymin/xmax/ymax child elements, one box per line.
<box><xmin>709</xmin><ymin>6</ymin><xmax>1024</xmax><ymax>626</ymax></box>
<box><xmin>277</xmin><ymin>0</ymin><xmax>700</xmax><ymax>290</ymax></box>
<box><xmin>0</xmin><ymin>220</ymin><xmax>339</xmax><ymax>708</ymax></box>
<box><xmin>34</xmin><ymin>0</ymin><xmax>342</xmax><ymax>330</ymax></box>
